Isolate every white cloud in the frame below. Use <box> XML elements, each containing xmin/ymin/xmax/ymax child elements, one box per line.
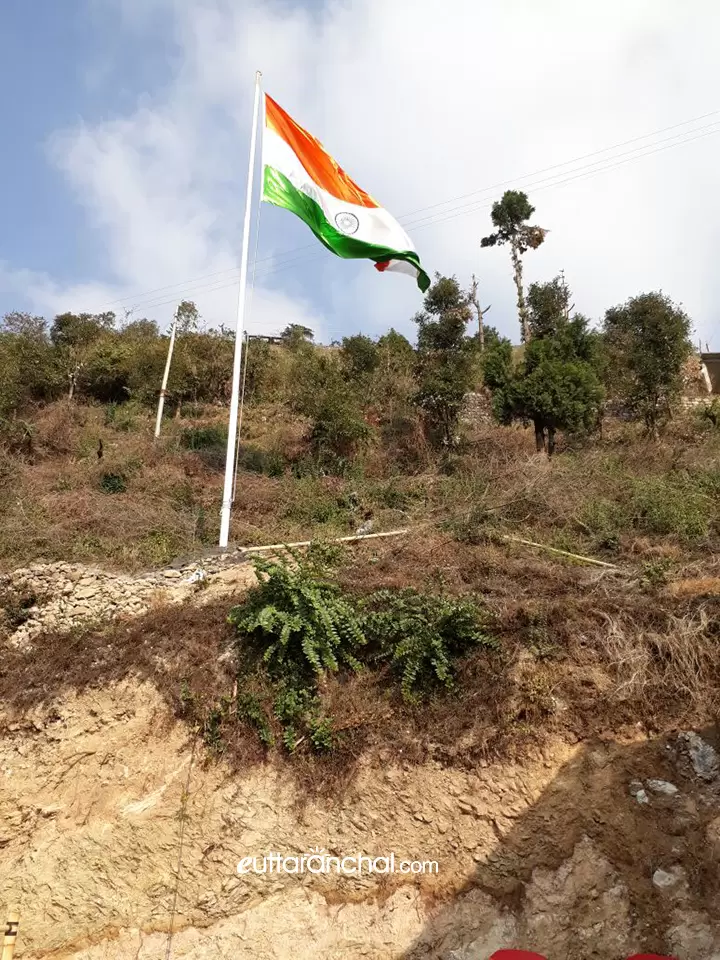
<box><xmin>2</xmin><ymin>0</ymin><xmax>719</xmax><ymax>347</ymax></box>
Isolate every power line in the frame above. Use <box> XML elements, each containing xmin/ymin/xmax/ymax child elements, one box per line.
<box><xmin>94</xmin><ymin>106</ymin><xmax>720</xmax><ymax>314</ymax></box>
<box><xmin>124</xmin><ymin>120</ymin><xmax>720</xmax><ymax>314</ymax></box>
<box><xmin>401</xmin><ymin>119</ymin><xmax>720</xmax><ymax>231</ymax></box>
<box><xmin>397</xmin><ymin>106</ymin><xmax>720</xmax><ymax>221</ymax></box>
<box><xmin>409</xmin><ymin>120</ymin><xmax>720</xmax><ymax>232</ymax></box>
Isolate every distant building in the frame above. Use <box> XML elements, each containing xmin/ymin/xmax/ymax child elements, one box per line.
<box><xmin>700</xmin><ymin>353</ymin><xmax>720</xmax><ymax>394</ymax></box>
<box><xmin>248</xmin><ymin>334</ymin><xmax>284</xmax><ymax>345</ymax></box>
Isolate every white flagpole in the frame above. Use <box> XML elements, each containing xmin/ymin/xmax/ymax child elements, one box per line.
<box><xmin>219</xmin><ymin>69</ymin><xmax>262</xmax><ymax>548</ymax></box>
<box><xmin>154</xmin><ymin>308</ymin><xmax>178</xmax><ymax>439</ymax></box>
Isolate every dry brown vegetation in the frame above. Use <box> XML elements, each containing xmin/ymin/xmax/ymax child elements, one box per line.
<box><xmin>2</xmin><ymin>399</ymin><xmax>720</xmax><ymax>791</ymax></box>
<box><xmin>2</xmin><ymin>529</ymin><xmax>719</xmax><ymax>796</ymax></box>
<box><xmin>2</xmin><ymin>399</ymin><xmax>720</xmax><ymax>575</ymax></box>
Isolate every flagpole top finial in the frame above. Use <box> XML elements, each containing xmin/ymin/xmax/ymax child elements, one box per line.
<box><xmin>255</xmin><ymin>70</ymin><xmax>262</xmax><ymax>81</ymax></box>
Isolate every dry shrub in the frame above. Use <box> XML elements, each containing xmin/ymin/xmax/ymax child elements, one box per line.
<box><xmin>595</xmin><ymin>607</ymin><xmax>720</xmax><ymax>716</ymax></box>
<box><xmin>372</xmin><ymin>406</ymin><xmax>434</xmax><ymax>476</ymax></box>
<box><xmin>241</xmin><ymin>403</ymin><xmax>311</xmax><ymax>461</ymax></box>
<box><xmin>2</xmin><ymin>533</ymin><xmax>720</xmax><ymax>793</ymax></box>
<box><xmin>465</xmin><ymin>421</ymin><xmax>536</xmax><ymax>465</ymax></box>
<box><xmin>31</xmin><ymin>402</ymin><xmax>88</xmax><ymax>456</ymax></box>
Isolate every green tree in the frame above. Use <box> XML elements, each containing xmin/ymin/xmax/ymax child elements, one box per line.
<box><xmin>1</xmin><ymin>311</ymin><xmax>47</xmax><ymax>339</ymax></box>
<box><xmin>172</xmin><ymin>329</ymin><xmax>234</xmax><ymax>407</ymax></box>
<box><xmin>526</xmin><ymin>274</ymin><xmax>571</xmax><ymax>340</ymax></box>
<box><xmin>413</xmin><ymin>276</ymin><xmax>477</xmax><ymax>446</ymax></box>
<box><xmin>281</xmin><ymin>324</ymin><xmax>315</xmax><ymax>349</ymax></box>
<box><xmin>309</xmin><ymin>385</ymin><xmax>372</xmax><ymax>468</ymax></box>
<box><xmin>602</xmin><ymin>292</ymin><xmax>692</xmax><ymax>438</ymax></box>
<box><xmin>485</xmin><ymin>277</ymin><xmax>603</xmax><ymax>454</ymax></box>
<box><xmin>244</xmin><ymin>337</ymin><xmax>274</xmax><ymax>403</ymax></box>
<box><xmin>122</xmin><ymin>318</ymin><xmax>159</xmax><ymax>338</ymax></box>
<box><xmin>0</xmin><ymin>312</ymin><xmax>61</xmax><ymax>419</ymax></box>
<box><xmin>376</xmin><ymin>328</ymin><xmax>414</xmax><ymax>370</ymax></box>
<box><xmin>340</xmin><ymin>334</ymin><xmax>379</xmax><ymax>387</ymax></box>
<box><xmin>79</xmin><ymin>333</ymin><xmax>132</xmax><ymax>403</ymax></box>
<box><xmin>374</xmin><ymin>328</ymin><xmax>416</xmax><ymax>415</ymax></box>
<box><xmin>288</xmin><ymin>349</ymin><xmax>339</xmax><ymax>419</ymax></box>
<box><xmin>175</xmin><ymin>300</ymin><xmax>200</xmax><ymax>334</ymax></box>
<box><xmin>120</xmin><ymin>325</ymin><xmax>168</xmax><ymax>405</ymax></box>
<box><xmin>481</xmin><ymin>191</ymin><xmax>547</xmax><ymax>343</ymax></box>
<box><xmin>50</xmin><ymin>311</ymin><xmax>116</xmax><ymax>399</ymax></box>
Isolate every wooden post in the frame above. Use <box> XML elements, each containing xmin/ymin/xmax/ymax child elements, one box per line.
<box><xmin>2</xmin><ymin>908</ymin><xmax>20</xmax><ymax>960</ymax></box>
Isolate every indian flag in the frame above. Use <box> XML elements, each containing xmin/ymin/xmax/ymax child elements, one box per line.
<box><xmin>262</xmin><ymin>95</ymin><xmax>430</xmax><ymax>293</ymax></box>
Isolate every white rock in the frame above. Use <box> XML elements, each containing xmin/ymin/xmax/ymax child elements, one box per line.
<box><xmin>647</xmin><ymin>778</ymin><xmax>679</xmax><ymax>796</ymax></box>
<box><xmin>653</xmin><ymin>866</ymin><xmax>685</xmax><ymax>890</ymax></box>
<box><xmin>635</xmin><ymin>789</ymin><xmax>650</xmax><ymax>805</ymax></box>
<box><xmin>74</xmin><ymin>585</ymin><xmax>99</xmax><ymax>600</ymax></box>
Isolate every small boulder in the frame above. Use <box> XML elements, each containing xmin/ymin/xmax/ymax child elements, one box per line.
<box><xmin>681</xmin><ymin>731</ymin><xmax>719</xmax><ymax>781</ymax></box>
<box><xmin>647</xmin><ymin>779</ymin><xmax>679</xmax><ymax>796</ymax></box>
<box><xmin>652</xmin><ymin>866</ymin><xmax>686</xmax><ymax>893</ymax></box>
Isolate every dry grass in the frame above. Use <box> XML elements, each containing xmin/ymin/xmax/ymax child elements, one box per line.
<box><xmin>2</xmin><ymin>400</ymin><xmax>719</xmax><ymax>575</ymax></box>
<box><xmin>596</xmin><ymin>607</ymin><xmax>719</xmax><ymax>707</ymax></box>
<box><xmin>2</xmin><ymin>399</ymin><xmax>720</xmax><ymax>791</ymax></box>
<box><xmin>2</xmin><ymin>531</ymin><xmax>718</xmax><ymax>795</ymax></box>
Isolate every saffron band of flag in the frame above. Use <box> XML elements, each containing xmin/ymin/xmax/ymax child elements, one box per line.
<box><xmin>262</xmin><ymin>94</ymin><xmax>430</xmax><ymax>292</ymax></box>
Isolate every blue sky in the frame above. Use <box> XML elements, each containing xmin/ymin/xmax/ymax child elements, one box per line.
<box><xmin>0</xmin><ymin>1</ymin><xmax>174</xmax><ymax>285</ymax></box>
<box><xmin>1</xmin><ymin>0</ymin><xmax>719</xmax><ymax>347</ymax></box>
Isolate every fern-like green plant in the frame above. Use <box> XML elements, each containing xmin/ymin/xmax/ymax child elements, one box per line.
<box><xmin>360</xmin><ymin>589</ymin><xmax>499</xmax><ymax>702</ymax></box>
<box><xmin>236</xmin><ymin>692</ymin><xmax>274</xmax><ymax>746</ymax></box>
<box><xmin>228</xmin><ymin>551</ymin><xmax>366</xmax><ymax>678</ymax></box>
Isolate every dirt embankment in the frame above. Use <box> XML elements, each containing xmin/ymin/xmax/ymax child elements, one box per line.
<box><xmin>2</xmin><ymin>536</ymin><xmax>720</xmax><ymax>959</ymax></box>
<box><xmin>1</xmin><ymin>675</ymin><xmax>720</xmax><ymax>960</ymax></box>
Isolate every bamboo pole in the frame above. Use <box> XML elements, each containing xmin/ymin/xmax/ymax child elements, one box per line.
<box><xmin>502</xmin><ymin>535</ymin><xmax>618</xmax><ymax>569</ymax></box>
<box><xmin>154</xmin><ymin>310</ymin><xmax>178</xmax><ymax>439</ymax></box>
<box><xmin>2</xmin><ymin>908</ymin><xmax>19</xmax><ymax>960</ymax></box>
<box><xmin>242</xmin><ymin>528</ymin><xmax>410</xmax><ymax>555</ymax></box>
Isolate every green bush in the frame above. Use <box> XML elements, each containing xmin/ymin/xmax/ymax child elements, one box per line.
<box><xmin>138</xmin><ymin>530</ymin><xmax>181</xmax><ymax>566</ymax></box>
<box><xmin>308</xmin><ymin>715</ymin><xmax>335</xmax><ymax>752</ymax></box>
<box><xmin>693</xmin><ymin>399</ymin><xmax>720</xmax><ymax>432</ymax></box>
<box><xmin>103</xmin><ymin>400</ymin><xmax>145</xmax><ymax>431</ymax></box>
<box><xmin>228</xmin><ymin>551</ymin><xmax>366</xmax><ymax>677</ymax></box>
<box><xmin>282</xmin><ymin>481</ymin><xmax>350</xmax><ymax>527</ymax></box>
<box><xmin>309</xmin><ymin>389</ymin><xmax>372</xmax><ymax>472</ymax></box>
<box><xmin>237</xmin><ymin>444</ymin><xmax>285</xmax><ymax>477</ymax></box>
<box><xmin>360</xmin><ymin>589</ymin><xmax>499</xmax><ymax>702</ymax></box>
<box><xmin>630</xmin><ymin>476</ymin><xmax>709</xmax><ymax>539</ymax></box>
<box><xmin>693</xmin><ymin>467</ymin><xmax>720</xmax><ymax>497</ymax></box>
<box><xmin>99</xmin><ymin>472</ymin><xmax>127</xmax><ymax>494</ymax></box>
<box><xmin>236</xmin><ymin>692</ymin><xmax>274</xmax><ymax>746</ymax></box>
<box><xmin>580</xmin><ymin>497</ymin><xmax>630</xmax><ymax>546</ymax></box>
<box><xmin>226</xmin><ymin>554</ymin><xmax>502</xmax><ymax>752</ymax></box>
<box><xmin>180</xmin><ymin>424</ymin><xmax>228</xmax><ymax>450</ymax></box>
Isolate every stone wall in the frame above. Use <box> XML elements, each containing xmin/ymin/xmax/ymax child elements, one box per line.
<box><xmin>460</xmin><ymin>390</ymin><xmax>493</xmax><ymax>425</ymax></box>
<box><xmin>0</xmin><ymin>546</ymin><xmax>255</xmax><ymax>650</ymax></box>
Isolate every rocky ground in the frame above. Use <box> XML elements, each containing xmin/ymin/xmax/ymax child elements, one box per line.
<box><xmin>0</xmin><ymin>547</ymin><xmax>256</xmax><ymax>649</ymax></box>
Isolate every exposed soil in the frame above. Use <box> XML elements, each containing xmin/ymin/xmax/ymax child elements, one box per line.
<box><xmin>2</xmin><ymin>532</ymin><xmax>720</xmax><ymax>958</ymax></box>
<box><xmin>1</xmin><ymin>678</ymin><xmax>719</xmax><ymax>959</ymax></box>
